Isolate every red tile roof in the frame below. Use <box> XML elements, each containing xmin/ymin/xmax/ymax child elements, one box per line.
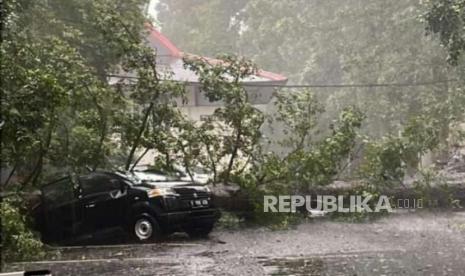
<box><xmin>145</xmin><ymin>23</ymin><xmax>287</xmax><ymax>83</ymax></box>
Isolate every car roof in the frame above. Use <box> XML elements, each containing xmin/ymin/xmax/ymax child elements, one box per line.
<box><xmin>42</xmin><ymin>170</ymin><xmax>133</xmax><ymax>188</ymax></box>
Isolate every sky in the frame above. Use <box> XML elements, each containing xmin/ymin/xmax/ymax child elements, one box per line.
<box><xmin>147</xmin><ymin>0</ymin><xmax>159</xmax><ymax>20</ymax></box>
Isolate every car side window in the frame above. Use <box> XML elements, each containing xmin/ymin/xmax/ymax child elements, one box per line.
<box><xmin>79</xmin><ymin>173</ymin><xmax>122</xmax><ymax>196</ymax></box>
<box><xmin>42</xmin><ymin>177</ymin><xmax>75</xmax><ymax>206</ymax></box>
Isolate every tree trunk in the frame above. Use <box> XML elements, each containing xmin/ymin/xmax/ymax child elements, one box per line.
<box><xmin>125</xmin><ymin>103</ymin><xmax>154</xmax><ymax>171</ymax></box>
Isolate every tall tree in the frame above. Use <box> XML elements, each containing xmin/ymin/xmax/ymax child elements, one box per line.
<box><xmin>156</xmin><ymin>0</ymin><xmax>462</xmax><ymax>149</ymax></box>
<box><xmin>0</xmin><ymin>0</ymin><xmax>169</xmax><ymax>187</ymax></box>
<box><xmin>424</xmin><ymin>0</ymin><xmax>465</xmax><ymax>65</ymax></box>
<box><xmin>156</xmin><ymin>0</ymin><xmax>247</xmax><ymax>56</ymax></box>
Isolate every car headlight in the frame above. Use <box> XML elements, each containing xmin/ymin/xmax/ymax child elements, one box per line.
<box><xmin>147</xmin><ymin>187</ymin><xmax>177</xmax><ymax>198</ymax></box>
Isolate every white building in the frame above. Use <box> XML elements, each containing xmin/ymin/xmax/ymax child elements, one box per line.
<box><xmin>116</xmin><ymin>24</ymin><xmax>288</xmax><ymax>121</ymax></box>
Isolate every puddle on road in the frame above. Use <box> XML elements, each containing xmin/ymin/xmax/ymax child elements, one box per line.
<box><xmin>259</xmin><ymin>257</ymin><xmax>324</xmax><ymax>275</ymax></box>
<box><xmin>257</xmin><ymin>252</ymin><xmax>408</xmax><ymax>276</ymax></box>
<box><xmin>257</xmin><ymin>252</ymin><xmax>447</xmax><ymax>276</ymax></box>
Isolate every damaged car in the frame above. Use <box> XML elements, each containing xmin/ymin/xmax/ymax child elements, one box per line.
<box><xmin>32</xmin><ymin>170</ymin><xmax>220</xmax><ymax>244</ymax></box>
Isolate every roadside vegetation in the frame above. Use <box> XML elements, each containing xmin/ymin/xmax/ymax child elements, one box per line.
<box><xmin>1</xmin><ymin>0</ymin><xmax>465</xmax><ymax>263</ymax></box>
<box><xmin>0</xmin><ymin>197</ymin><xmax>45</xmax><ymax>264</ymax></box>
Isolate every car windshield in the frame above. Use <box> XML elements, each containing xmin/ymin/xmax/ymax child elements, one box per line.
<box><xmin>127</xmin><ymin>169</ymin><xmax>185</xmax><ymax>183</ymax></box>
<box><xmin>190</xmin><ymin>166</ymin><xmax>210</xmax><ymax>175</ymax></box>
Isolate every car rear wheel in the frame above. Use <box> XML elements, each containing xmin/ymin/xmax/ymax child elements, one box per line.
<box><xmin>132</xmin><ymin>214</ymin><xmax>161</xmax><ymax>242</ymax></box>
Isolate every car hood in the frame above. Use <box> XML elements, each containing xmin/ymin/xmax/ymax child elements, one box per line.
<box><xmin>135</xmin><ymin>180</ymin><xmax>207</xmax><ymax>189</ymax></box>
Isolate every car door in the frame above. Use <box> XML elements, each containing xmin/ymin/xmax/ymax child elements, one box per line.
<box><xmin>78</xmin><ymin>173</ymin><xmax>128</xmax><ymax>234</ymax></box>
<box><xmin>41</xmin><ymin>177</ymin><xmax>81</xmax><ymax>242</ymax></box>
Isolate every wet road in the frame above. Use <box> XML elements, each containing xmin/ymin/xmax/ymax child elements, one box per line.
<box><xmin>6</xmin><ymin>211</ymin><xmax>465</xmax><ymax>275</ymax></box>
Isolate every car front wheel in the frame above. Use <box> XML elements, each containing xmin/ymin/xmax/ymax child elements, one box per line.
<box><xmin>132</xmin><ymin>214</ymin><xmax>162</xmax><ymax>242</ymax></box>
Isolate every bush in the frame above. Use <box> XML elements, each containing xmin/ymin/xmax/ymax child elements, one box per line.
<box><xmin>412</xmin><ymin>169</ymin><xmax>460</xmax><ymax>208</ymax></box>
<box><xmin>359</xmin><ymin>136</ymin><xmax>405</xmax><ymax>187</ymax></box>
<box><xmin>1</xmin><ymin>198</ymin><xmax>45</xmax><ymax>263</ymax></box>
<box><xmin>229</xmin><ymin>174</ymin><xmax>305</xmax><ymax>229</ymax></box>
<box><xmin>359</xmin><ymin>115</ymin><xmax>441</xmax><ymax>188</ymax></box>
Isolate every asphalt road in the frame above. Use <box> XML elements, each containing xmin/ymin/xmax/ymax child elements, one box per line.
<box><xmin>5</xmin><ymin>210</ymin><xmax>465</xmax><ymax>275</ymax></box>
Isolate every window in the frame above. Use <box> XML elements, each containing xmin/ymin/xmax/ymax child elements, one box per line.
<box><xmin>196</xmin><ymin>87</ymin><xmax>224</xmax><ymax>106</ymax></box>
<box><xmin>79</xmin><ymin>173</ymin><xmax>121</xmax><ymax>196</ymax></box>
<box><xmin>42</xmin><ymin>177</ymin><xmax>75</xmax><ymax>205</ymax></box>
<box><xmin>247</xmin><ymin>88</ymin><xmax>273</xmax><ymax>104</ymax></box>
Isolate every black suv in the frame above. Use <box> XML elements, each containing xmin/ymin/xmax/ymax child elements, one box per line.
<box><xmin>33</xmin><ymin>171</ymin><xmax>220</xmax><ymax>244</ymax></box>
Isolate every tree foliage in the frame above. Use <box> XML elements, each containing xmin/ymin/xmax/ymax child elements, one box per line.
<box><xmin>157</xmin><ymin>0</ymin><xmax>462</xmax><ymax>133</ymax></box>
<box><xmin>184</xmin><ymin>55</ymin><xmax>264</xmax><ymax>184</ymax></box>
<box><xmin>1</xmin><ymin>198</ymin><xmax>45</xmax><ymax>263</ymax></box>
<box><xmin>157</xmin><ymin>0</ymin><xmax>465</xmax><ymax>175</ymax></box>
<box><xmin>360</xmin><ymin>115</ymin><xmax>442</xmax><ymax>187</ymax></box>
<box><xmin>239</xmin><ymin>91</ymin><xmax>365</xmax><ymax>193</ymax></box>
<box><xmin>1</xmin><ymin>0</ymin><xmax>191</xmax><ymax>187</ymax></box>
<box><xmin>157</xmin><ymin>0</ymin><xmax>247</xmax><ymax>56</ymax></box>
<box><xmin>424</xmin><ymin>0</ymin><xmax>465</xmax><ymax>65</ymax></box>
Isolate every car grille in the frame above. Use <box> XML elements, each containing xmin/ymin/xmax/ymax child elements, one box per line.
<box><xmin>174</xmin><ymin>187</ymin><xmax>209</xmax><ymax>200</ymax></box>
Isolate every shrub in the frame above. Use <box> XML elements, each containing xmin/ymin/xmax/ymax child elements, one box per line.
<box><xmin>359</xmin><ymin>115</ymin><xmax>441</xmax><ymax>188</ymax></box>
<box><xmin>1</xmin><ymin>198</ymin><xmax>45</xmax><ymax>263</ymax></box>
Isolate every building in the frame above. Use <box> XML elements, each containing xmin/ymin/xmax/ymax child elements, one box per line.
<box><xmin>111</xmin><ymin>24</ymin><xmax>288</xmax><ymax>122</ymax></box>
